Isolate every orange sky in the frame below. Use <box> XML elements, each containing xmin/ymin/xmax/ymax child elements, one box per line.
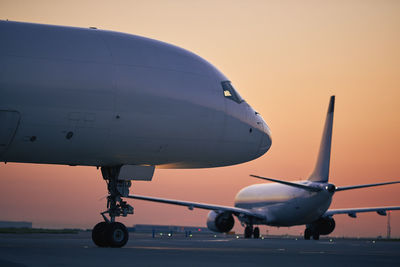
<box><xmin>0</xmin><ymin>0</ymin><xmax>399</xmax><ymax>237</ymax></box>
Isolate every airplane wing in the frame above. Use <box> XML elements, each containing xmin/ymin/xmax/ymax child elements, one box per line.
<box><xmin>126</xmin><ymin>194</ymin><xmax>265</xmax><ymax>219</ymax></box>
<box><xmin>324</xmin><ymin>206</ymin><xmax>400</xmax><ymax>218</ymax></box>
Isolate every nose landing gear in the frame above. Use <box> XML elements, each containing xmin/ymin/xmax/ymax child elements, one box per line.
<box><xmin>92</xmin><ymin>222</ymin><xmax>129</xmax><ymax>248</ymax></box>
<box><xmin>92</xmin><ymin>166</ymin><xmax>133</xmax><ymax>248</ymax></box>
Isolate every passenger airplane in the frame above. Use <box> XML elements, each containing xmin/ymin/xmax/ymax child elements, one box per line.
<box><xmin>129</xmin><ymin>96</ymin><xmax>400</xmax><ymax>240</ymax></box>
<box><xmin>0</xmin><ymin>21</ymin><xmax>272</xmax><ymax>247</ymax></box>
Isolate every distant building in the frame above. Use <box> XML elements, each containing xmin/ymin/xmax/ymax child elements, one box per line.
<box><xmin>130</xmin><ymin>224</ymin><xmax>212</xmax><ymax>234</ymax></box>
<box><xmin>0</xmin><ymin>221</ymin><xmax>32</xmax><ymax>228</ymax></box>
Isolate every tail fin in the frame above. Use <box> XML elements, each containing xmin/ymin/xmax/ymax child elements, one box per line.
<box><xmin>308</xmin><ymin>96</ymin><xmax>335</xmax><ymax>183</ymax></box>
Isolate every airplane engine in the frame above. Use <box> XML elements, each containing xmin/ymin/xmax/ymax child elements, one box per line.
<box><xmin>206</xmin><ymin>211</ymin><xmax>234</xmax><ymax>233</ymax></box>
<box><xmin>314</xmin><ymin>217</ymin><xmax>336</xmax><ymax>235</ymax></box>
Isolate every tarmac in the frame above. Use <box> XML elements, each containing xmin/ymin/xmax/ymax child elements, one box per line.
<box><xmin>0</xmin><ymin>232</ymin><xmax>399</xmax><ymax>267</ymax></box>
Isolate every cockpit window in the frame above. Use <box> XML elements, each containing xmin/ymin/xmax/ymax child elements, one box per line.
<box><xmin>221</xmin><ymin>81</ymin><xmax>244</xmax><ymax>104</ymax></box>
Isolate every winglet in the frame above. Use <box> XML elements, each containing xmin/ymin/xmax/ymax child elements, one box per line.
<box><xmin>308</xmin><ymin>96</ymin><xmax>335</xmax><ymax>183</ymax></box>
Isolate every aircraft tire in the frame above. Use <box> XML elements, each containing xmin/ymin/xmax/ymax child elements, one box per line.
<box><xmin>244</xmin><ymin>226</ymin><xmax>253</xmax><ymax>238</ymax></box>
<box><xmin>304</xmin><ymin>228</ymin><xmax>311</xmax><ymax>240</ymax></box>
<box><xmin>92</xmin><ymin>222</ymin><xmax>109</xmax><ymax>247</ymax></box>
<box><xmin>312</xmin><ymin>233</ymin><xmax>320</xmax><ymax>240</ymax></box>
<box><xmin>106</xmin><ymin>222</ymin><xmax>129</xmax><ymax>248</ymax></box>
<box><xmin>253</xmin><ymin>227</ymin><xmax>260</xmax><ymax>239</ymax></box>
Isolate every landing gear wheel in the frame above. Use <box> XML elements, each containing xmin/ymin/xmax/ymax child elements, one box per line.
<box><xmin>304</xmin><ymin>228</ymin><xmax>311</xmax><ymax>240</ymax></box>
<box><xmin>106</xmin><ymin>222</ymin><xmax>129</xmax><ymax>248</ymax></box>
<box><xmin>312</xmin><ymin>233</ymin><xmax>320</xmax><ymax>240</ymax></box>
<box><xmin>253</xmin><ymin>227</ymin><xmax>260</xmax><ymax>239</ymax></box>
<box><xmin>244</xmin><ymin>225</ymin><xmax>253</xmax><ymax>238</ymax></box>
<box><xmin>92</xmin><ymin>222</ymin><xmax>109</xmax><ymax>247</ymax></box>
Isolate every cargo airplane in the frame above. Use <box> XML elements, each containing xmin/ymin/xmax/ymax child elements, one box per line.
<box><xmin>0</xmin><ymin>21</ymin><xmax>272</xmax><ymax>247</ymax></box>
<box><xmin>130</xmin><ymin>96</ymin><xmax>400</xmax><ymax>240</ymax></box>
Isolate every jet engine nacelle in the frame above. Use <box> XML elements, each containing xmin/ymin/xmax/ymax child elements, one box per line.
<box><xmin>206</xmin><ymin>211</ymin><xmax>234</xmax><ymax>233</ymax></box>
<box><xmin>313</xmin><ymin>217</ymin><xmax>336</xmax><ymax>235</ymax></box>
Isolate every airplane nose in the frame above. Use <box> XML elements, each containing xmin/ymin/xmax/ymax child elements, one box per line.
<box><xmin>257</xmin><ymin>121</ymin><xmax>272</xmax><ymax>156</ymax></box>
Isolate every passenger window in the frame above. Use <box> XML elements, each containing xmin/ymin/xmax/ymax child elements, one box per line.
<box><xmin>221</xmin><ymin>81</ymin><xmax>244</xmax><ymax>103</ymax></box>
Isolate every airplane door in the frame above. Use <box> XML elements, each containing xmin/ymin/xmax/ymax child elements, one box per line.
<box><xmin>0</xmin><ymin>110</ymin><xmax>20</xmax><ymax>156</ymax></box>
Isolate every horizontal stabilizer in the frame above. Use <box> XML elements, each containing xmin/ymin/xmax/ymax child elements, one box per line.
<box><xmin>335</xmin><ymin>181</ymin><xmax>400</xmax><ymax>191</ymax></box>
<box><xmin>250</xmin><ymin>175</ymin><xmax>321</xmax><ymax>192</ymax></box>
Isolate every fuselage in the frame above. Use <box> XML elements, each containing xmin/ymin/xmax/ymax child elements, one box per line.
<box><xmin>234</xmin><ymin>182</ymin><xmax>333</xmax><ymax>226</ymax></box>
<box><xmin>0</xmin><ymin>21</ymin><xmax>271</xmax><ymax>168</ymax></box>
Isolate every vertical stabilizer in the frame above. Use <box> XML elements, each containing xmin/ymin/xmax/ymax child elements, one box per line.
<box><xmin>308</xmin><ymin>96</ymin><xmax>335</xmax><ymax>182</ymax></box>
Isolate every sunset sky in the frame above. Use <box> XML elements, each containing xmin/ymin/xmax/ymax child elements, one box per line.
<box><xmin>0</xmin><ymin>0</ymin><xmax>399</xmax><ymax>237</ymax></box>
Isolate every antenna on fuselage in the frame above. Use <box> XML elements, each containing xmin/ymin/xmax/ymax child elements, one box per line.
<box><xmin>308</xmin><ymin>95</ymin><xmax>335</xmax><ymax>183</ymax></box>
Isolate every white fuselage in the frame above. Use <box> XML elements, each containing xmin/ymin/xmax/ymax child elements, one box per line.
<box><xmin>234</xmin><ymin>182</ymin><xmax>333</xmax><ymax>226</ymax></box>
<box><xmin>0</xmin><ymin>21</ymin><xmax>271</xmax><ymax>168</ymax></box>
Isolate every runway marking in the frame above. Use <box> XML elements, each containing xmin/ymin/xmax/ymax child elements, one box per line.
<box><xmin>125</xmin><ymin>246</ymin><xmax>289</xmax><ymax>253</ymax></box>
<box><xmin>205</xmin><ymin>239</ymin><xmax>231</xmax><ymax>242</ymax></box>
<box><xmin>299</xmin><ymin>251</ymin><xmax>326</xmax><ymax>254</ymax></box>
<box><xmin>126</xmin><ymin>246</ymin><xmax>246</xmax><ymax>251</ymax></box>
<box><xmin>318</xmin><ymin>242</ymin><xmax>336</xmax><ymax>245</ymax></box>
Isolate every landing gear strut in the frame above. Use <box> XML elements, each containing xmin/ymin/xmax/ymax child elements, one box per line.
<box><xmin>92</xmin><ymin>166</ymin><xmax>133</xmax><ymax>247</ymax></box>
